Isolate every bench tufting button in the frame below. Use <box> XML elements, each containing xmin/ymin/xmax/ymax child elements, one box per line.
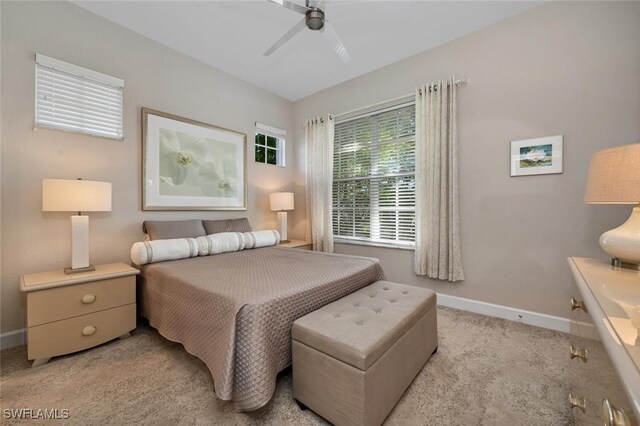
<box><xmin>374</xmin><ymin>309</ymin><xmax>382</xmax><ymax>314</ymax></box>
<box><xmin>355</xmin><ymin>321</ymin><xmax>363</xmax><ymax>326</ymax></box>
<box><xmin>369</xmin><ymin>295</ymin><xmax>376</xmax><ymax>298</ymax></box>
<box><xmin>334</xmin><ymin>314</ymin><xmax>341</xmax><ymax>318</ymax></box>
<box><xmin>402</xmin><ymin>291</ymin><xmax>408</xmax><ymax>295</ymax></box>
<box><xmin>390</xmin><ymin>299</ymin><xmax>397</xmax><ymax>303</ymax></box>
<box><xmin>354</xmin><ymin>303</ymin><xmax>360</xmax><ymax>307</ymax></box>
<box><xmin>383</xmin><ymin>287</ymin><xmax>389</xmax><ymax>291</ymax></box>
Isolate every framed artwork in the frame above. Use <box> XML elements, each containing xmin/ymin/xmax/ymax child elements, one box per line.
<box><xmin>510</xmin><ymin>135</ymin><xmax>563</xmax><ymax>177</ymax></box>
<box><xmin>142</xmin><ymin>108</ymin><xmax>247</xmax><ymax>210</ymax></box>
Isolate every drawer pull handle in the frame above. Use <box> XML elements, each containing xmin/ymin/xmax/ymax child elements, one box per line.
<box><xmin>570</xmin><ymin>345</ymin><xmax>588</xmax><ymax>363</ymax></box>
<box><xmin>570</xmin><ymin>297</ymin><xmax>588</xmax><ymax>313</ymax></box>
<box><xmin>602</xmin><ymin>398</ymin><xmax>630</xmax><ymax>426</ymax></box>
<box><xmin>81</xmin><ymin>326</ymin><xmax>97</xmax><ymax>336</ymax></box>
<box><xmin>569</xmin><ymin>393</ymin><xmax>586</xmax><ymax>413</ymax></box>
<box><xmin>81</xmin><ymin>294</ymin><xmax>96</xmax><ymax>304</ymax></box>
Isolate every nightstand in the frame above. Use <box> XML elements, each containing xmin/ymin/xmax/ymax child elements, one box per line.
<box><xmin>20</xmin><ymin>263</ymin><xmax>139</xmax><ymax>367</ymax></box>
<box><xmin>279</xmin><ymin>239</ymin><xmax>313</xmax><ymax>250</ymax></box>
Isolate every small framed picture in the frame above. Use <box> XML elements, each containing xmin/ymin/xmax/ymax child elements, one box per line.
<box><xmin>510</xmin><ymin>135</ymin><xmax>563</xmax><ymax>177</ymax></box>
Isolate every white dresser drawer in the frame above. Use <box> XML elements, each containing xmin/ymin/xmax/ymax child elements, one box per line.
<box><xmin>27</xmin><ymin>276</ymin><xmax>135</xmax><ymax>327</ymax></box>
<box><xmin>27</xmin><ymin>303</ymin><xmax>136</xmax><ymax>360</ymax></box>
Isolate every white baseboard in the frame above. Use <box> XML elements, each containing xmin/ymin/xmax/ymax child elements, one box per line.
<box><xmin>0</xmin><ymin>295</ymin><xmax>597</xmax><ymax>350</ymax></box>
<box><xmin>1</xmin><ymin>328</ymin><xmax>25</xmax><ymax>350</ymax></box>
<box><xmin>436</xmin><ymin>293</ymin><xmax>597</xmax><ymax>338</ymax></box>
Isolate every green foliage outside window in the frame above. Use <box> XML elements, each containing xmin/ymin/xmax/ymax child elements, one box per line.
<box><xmin>255</xmin><ymin>133</ymin><xmax>282</xmax><ymax>166</ymax></box>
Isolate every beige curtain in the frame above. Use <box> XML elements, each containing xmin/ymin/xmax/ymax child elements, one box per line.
<box><xmin>414</xmin><ymin>78</ymin><xmax>464</xmax><ymax>281</ymax></box>
<box><xmin>305</xmin><ymin>114</ymin><xmax>334</xmax><ymax>252</ymax></box>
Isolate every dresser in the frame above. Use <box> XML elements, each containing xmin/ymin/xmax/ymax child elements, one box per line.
<box><xmin>567</xmin><ymin>257</ymin><xmax>640</xmax><ymax>425</ymax></box>
<box><xmin>20</xmin><ymin>263</ymin><xmax>139</xmax><ymax>367</ymax></box>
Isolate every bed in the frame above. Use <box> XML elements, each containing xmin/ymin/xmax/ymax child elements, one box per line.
<box><xmin>138</xmin><ymin>245</ymin><xmax>385</xmax><ymax>411</ymax></box>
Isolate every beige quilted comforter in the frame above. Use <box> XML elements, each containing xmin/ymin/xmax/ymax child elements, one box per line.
<box><xmin>138</xmin><ymin>246</ymin><xmax>385</xmax><ymax>411</ymax></box>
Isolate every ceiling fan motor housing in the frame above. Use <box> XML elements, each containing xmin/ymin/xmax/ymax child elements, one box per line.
<box><xmin>306</xmin><ymin>9</ymin><xmax>325</xmax><ymax>31</ymax></box>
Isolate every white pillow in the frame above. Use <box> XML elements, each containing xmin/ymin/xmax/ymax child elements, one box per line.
<box><xmin>131</xmin><ymin>238</ymin><xmax>199</xmax><ymax>266</ymax></box>
<box><xmin>196</xmin><ymin>232</ymin><xmax>246</xmax><ymax>256</ymax></box>
<box><xmin>243</xmin><ymin>230</ymin><xmax>280</xmax><ymax>249</ymax></box>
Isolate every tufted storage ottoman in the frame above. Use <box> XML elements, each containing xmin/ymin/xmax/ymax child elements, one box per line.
<box><xmin>292</xmin><ymin>280</ymin><xmax>438</xmax><ymax>426</ymax></box>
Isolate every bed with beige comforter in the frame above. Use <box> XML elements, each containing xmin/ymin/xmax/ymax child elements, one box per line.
<box><xmin>138</xmin><ymin>246</ymin><xmax>385</xmax><ymax>411</ymax></box>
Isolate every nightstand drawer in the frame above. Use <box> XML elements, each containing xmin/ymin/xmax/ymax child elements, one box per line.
<box><xmin>27</xmin><ymin>276</ymin><xmax>135</xmax><ymax>327</ymax></box>
<box><xmin>27</xmin><ymin>303</ymin><xmax>136</xmax><ymax>360</ymax></box>
<box><xmin>279</xmin><ymin>239</ymin><xmax>313</xmax><ymax>250</ymax></box>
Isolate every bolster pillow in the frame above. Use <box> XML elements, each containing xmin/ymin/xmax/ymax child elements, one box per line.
<box><xmin>195</xmin><ymin>232</ymin><xmax>246</xmax><ymax>256</ymax></box>
<box><xmin>131</xmin><ymin>238</ymin><xmax>199</xmax><ymax>266</ymax></box>
<box><xmin>243</xmin><ymin>230</ymin><xmax>280</xmax><ymax>249</ymax></box>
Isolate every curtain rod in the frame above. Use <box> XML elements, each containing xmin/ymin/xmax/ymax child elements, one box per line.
<box><xmin>332</xmin><ymin>77</ymin><xmax>470</xmax><ymax>121</ymax></box>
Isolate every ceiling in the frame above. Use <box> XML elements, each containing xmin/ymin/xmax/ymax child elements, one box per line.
<box><xmin>73</xmin><ymin>1</ymin><xmax>542</xmax><ymax>101</ymax></box>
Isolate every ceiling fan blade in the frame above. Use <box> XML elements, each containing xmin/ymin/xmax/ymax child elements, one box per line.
<box><xmin>267</xmin><ymin>0</ymin><xmax>310</xmax><ymax>15</ymax></box>
<box><xmin>308</xmin><ymin>0</ymin><xmax>325</xmax><ymax>9</ymax></box>
<box><xmin>322</xmin><ymin>21</ymin><xmax>352</xmax><ymax>63</ymax></box>
<box><xmin>264</xmin><ymin>17</ymin><xmax>308</xmax><ymax>56</ymax></box>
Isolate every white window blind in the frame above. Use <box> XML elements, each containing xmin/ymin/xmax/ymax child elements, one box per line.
<box><xmin>35</xmin><ymin>54</ymin><xmax>124</xmax><ymax>140</ymax></box>
<box><xmin>333</xmin><ymin>103</ymin><xmax>416</xmax><ymax>248</ymax></box>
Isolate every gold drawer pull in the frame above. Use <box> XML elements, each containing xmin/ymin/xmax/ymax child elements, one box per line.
<box><xmin>570</xmin><ymin>345</ymin><xmax>588</xmax><ymax>363</ymax></box>
<box><xmin>81</xmin><ymin>294</ymin><xmax>96</xmax><ymax>304</ymax></box>
<box><xmin>81</xmin><ymin>326</ymin><xmax>97</xmax><ymax>336</ymax></box>
<box><xmin>570</xmin><ymin>297</ymin><xmax>588</xmax><ymax>313</ymax></box>
<box><xmin>602</xmin><ymin>398</ymin><xmax>630</xmax><ymax>426</ymax></box>
<box><xmin>569</xmin><ymin>393</ymin><xmax>586</xmax><ymax>413</ymax></box>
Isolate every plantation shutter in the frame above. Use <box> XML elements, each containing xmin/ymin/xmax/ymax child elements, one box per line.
<box><xmin>333</xmin><ymin>103</ymin><xmax>416</xmax><ymax>247</ymax></box>
<box><xmin>35</xmin><ymin>54</ymin><xmax>124</xmax><ymax>140</ymax></box>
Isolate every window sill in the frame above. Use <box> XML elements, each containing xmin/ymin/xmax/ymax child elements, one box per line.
<box><xmin>334</xmin><ymin>238</ymin><xmax>415</xmax><ymax>251</ymax></box>
<box><xmin>255</xmin><ymin>162</ymin><xmax>286</xmax><ymax>168</ymax></box>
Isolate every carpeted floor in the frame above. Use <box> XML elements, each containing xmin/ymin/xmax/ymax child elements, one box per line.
<box><xmin>1</xmin><ymin>307</ymin><xmax>575</xmax><ymax>425</ymax></box>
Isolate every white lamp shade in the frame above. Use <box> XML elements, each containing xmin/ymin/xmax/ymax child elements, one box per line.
<box><xmin>584</xmin><ymin>143</ymin><xmax>640</xmax><ymax>204</ymax></box>
<box><xmin>42</xmin><ymin>179</ymin><xmax>112</xmax><ymax>212</ymax></box>
<box><xmin>269</xmin><ymin>192</ymin><xmax>294</xmax><ymax>211</ymax></box>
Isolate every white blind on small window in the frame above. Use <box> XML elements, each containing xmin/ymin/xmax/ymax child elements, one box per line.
<box><xmin>35</xmin><ymin>54</ymin><xmax>124</xmax><ymax>140</ymax></box>
<box><xmin>255</xmin><ymin>122</ymin><xmax>286</xmax><ymax>139</ymax></box>
<box><xmin>333</xmin><ymin>103</ymin><xmax>416</xmax><ymax>247</ymax></box>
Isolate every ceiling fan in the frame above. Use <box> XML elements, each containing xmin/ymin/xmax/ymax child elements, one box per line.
<box><xmin>264</xmin><ymin>0</ymin><xmax>352</xmax><ymax>63</ymax></box>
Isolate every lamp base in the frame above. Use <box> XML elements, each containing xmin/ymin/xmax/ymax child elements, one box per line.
<box><xmin>599</xmin><ymin>206</ymin><xmax>640</xmax><ymax>266</ymax></box>
<box><xmin>64</xmin><ymin>265</ymin><xmax>96</xmax><ymax>275</ymax></box>
<box><xmin>277</xmin><ymin>211</ymin><xmax>288</xmax><ymax>242</ymax></box>
<box><xmin>611</xmin><ymin>258</ymin><xmax>640</xmax><ymax>271</ymax></box>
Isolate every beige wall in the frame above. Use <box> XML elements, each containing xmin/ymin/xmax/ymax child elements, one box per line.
<box><xmin>292</xmin><ymin>1</ymin><xmax>640</xmax><ymax>319</ymax></box>
<box><xmin>2</xmin><ymin>1</ymin><xmax>639</xmax><ymax>336</ymax></box>
<box><xmin>0</xmin><ymin>1</ymin><xmax>295</xmax><ymax>334</ymax></box>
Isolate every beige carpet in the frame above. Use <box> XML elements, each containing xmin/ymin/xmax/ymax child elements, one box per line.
<box><xmin>1</xmin><ymin>307</ymin><xmax>574</xmax><ymax>425</ymax></box>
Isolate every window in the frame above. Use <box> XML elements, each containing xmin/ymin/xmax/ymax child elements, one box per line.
<box><xmin>333</xmin><ymin>102</ymin><xmax>416</xmax><ymax>248</ymax></box>
<box><xmin>255</xmin><ymin>123</ymin><xmax>285</xmax><ymax>166</ymax></box>
<box><xmin>35</xmin><ymin>54</ymin><xmax>124</xmax><ymax>140</ymax></box>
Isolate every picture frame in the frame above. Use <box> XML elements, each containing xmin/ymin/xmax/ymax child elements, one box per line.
<box><xmin>510</xmin><ymin>135</ymin><xmax>563</xmax><ymax>177</ymax></box>
<box><xmin>142</xmin><ymin>108</ymin><xmax>247</xmax><ymax>210</ymax></box>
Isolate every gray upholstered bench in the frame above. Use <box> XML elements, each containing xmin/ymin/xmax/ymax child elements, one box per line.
<box><xmin>292</xmin><ymin>280</ymin><xmax>438</xmax><ymax>426</ymax></box>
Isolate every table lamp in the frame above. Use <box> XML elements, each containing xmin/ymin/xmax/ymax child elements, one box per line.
<box><xmin>269</xmin><ymin>192</ymin><xmax>294</xmax><ymax>243</ymax></box>
<box><xmin>42</xmin><ymin>178</ymin><xmax>112</xmax><ymax>274</ymax></box>
<box><xmin>584</xmin><ymin>144</ymin><xmax>640</xmax><ymax>270</ymax></box>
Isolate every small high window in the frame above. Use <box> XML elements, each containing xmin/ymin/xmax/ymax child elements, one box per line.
<box><xmin>35</xmin><ymin>54</ymin><xmax>124</xmax><ymax>140</ymax></box>
<box><xmin>255</xmin><ymin>123</ymin><xmax>285</xmax><ymax>167</ymax></box>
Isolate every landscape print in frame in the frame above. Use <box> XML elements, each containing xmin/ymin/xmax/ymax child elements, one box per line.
<box><xmin>142</xmin><ymin>108</ymin><xmax>247</xmax><ymax>210</ymax></box>
<box><xmin>510</xmin><ymin>135</ymin><xmax>563</xmax><ymax>177</ymax></box>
